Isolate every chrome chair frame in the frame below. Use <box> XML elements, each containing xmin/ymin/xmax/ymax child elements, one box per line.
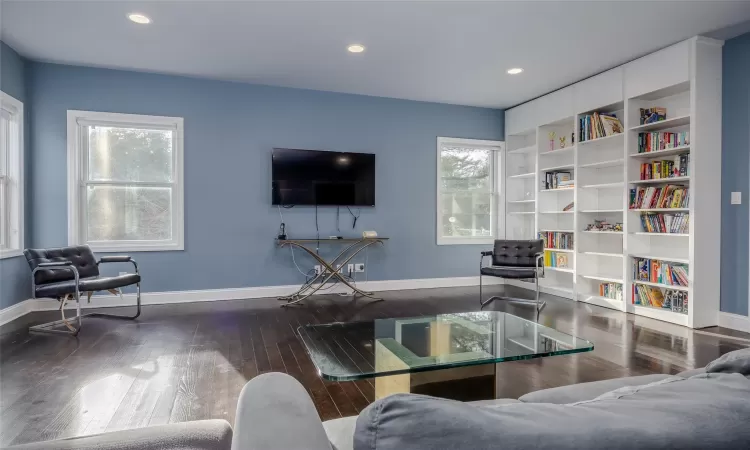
<box><xmin>479</xmin><ymin>251</ymin><xmax>546</xmax><ymax>317</ymax></box>
<box><xmin>29</xmin><ymin>257</ymin><xmax>141</xmax><ymax>337</ymax></box>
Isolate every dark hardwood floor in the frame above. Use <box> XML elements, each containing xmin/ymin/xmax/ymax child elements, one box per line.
<box><xmin>0</xmin><ymin>284</ymin><xmax>748</xmax><ymax>446</ymax></box>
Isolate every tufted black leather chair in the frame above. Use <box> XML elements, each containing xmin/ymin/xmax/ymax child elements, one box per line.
<box><xmin>479</xmin><ymin>239</ymin><xmax>545</xmax><ymax>315</ymax></box>
<box><xmin>23</xmin><ymin>245</ymin><xmax>142</xmax><ymax>336</ymax></box>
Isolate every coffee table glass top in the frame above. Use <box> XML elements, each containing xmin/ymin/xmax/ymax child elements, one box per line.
<box><xmin>298</xmin><ymin>311</ymin><xmax>594</xmax><ymax>381</ymax></box>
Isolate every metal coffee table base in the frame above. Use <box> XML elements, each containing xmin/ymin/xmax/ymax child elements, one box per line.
<box><xmin>278</xmin><ymin>238</ymin><xmax>385</xmax><ymax>306</ymax></box>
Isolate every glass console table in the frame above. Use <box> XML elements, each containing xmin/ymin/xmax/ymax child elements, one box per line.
<box><xmin>277</xmin><ymin>237</ymin><xmax>387</xmax><ymax>306</ymax></box>
<box><xmin>299</xmin><ymin>311</ymin><xmax>593</xmax><ymax>400</ymax></box>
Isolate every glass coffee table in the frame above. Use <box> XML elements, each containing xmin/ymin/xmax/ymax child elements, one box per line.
<box><xmin>298</xmin><ymin>311</ymin><xmax>593</xmax><ymax>401</ymax></box>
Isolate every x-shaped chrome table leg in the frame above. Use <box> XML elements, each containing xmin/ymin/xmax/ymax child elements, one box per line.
<box><xmin>278</xmin><ymin>239</ymin><xmax>384</xmax><ymax>306</ymax></box>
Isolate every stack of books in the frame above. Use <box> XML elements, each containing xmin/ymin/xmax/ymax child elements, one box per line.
<box><xmin>629</xmin><ymin>185</ymin><xmax>689</xmax><ymax>209</ymax></box>
<box><xmin>579</xmin><ymin>113</ymin><xmax>623</xmax><ymax>142</ymax></box>
<box><xmin>639</xmin><ymin>154</ymin><xmax>689</xmax><ymax>179</ymax></box>
<box><xmin>639</xmin><ymin>107</ymin><xmax>667</xmax><ymax>125</ymax></box>
<box><xmin>633</xmin><ymin>285</ymin><xmax>688</xmax><ymax>314</ymax></box>
<box><xmin>543</xmin><ymin>251</ymin><xmax>569</xmax><ymax>269</ymax></box>
<box><xmin>539</xmin><ymin>231</ymin><xmax>574</xmax><ymax>250</ymax></box>
<box><xmin>543</xmin><ymin>171</ymin><xmax>573</xmax><ymax>190</ymax></box>
<box><xmin>633</xmin><ymin>258</ymin><xmax>689</xmax><ymax>287</ymax></box>
<box><xmin>637</xmin><ymin>131</ymin><xmax>690</xmax><ymax>153</ymax></box>
<box><xmin>599</xmin><ymin>282</ymin><xmax>623</xmax><ymax>300</ymax></box>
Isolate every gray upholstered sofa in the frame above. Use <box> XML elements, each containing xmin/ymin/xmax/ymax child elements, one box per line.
<box><xmin>10</xmin><ymin>348</ymin><xmax>750</xmax><ymax>450</ymax></box>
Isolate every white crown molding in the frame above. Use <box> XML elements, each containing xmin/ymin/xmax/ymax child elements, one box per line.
<box><xmin>0</xmin><ymin>276</ymin><xmax>504</xmax><ymax>326</ymax></box>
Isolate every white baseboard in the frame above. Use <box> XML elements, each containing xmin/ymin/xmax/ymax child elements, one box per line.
<box><xmin>0</xmin><ymin>275</ymin><xmax>504</xmax><ymax>326</ymax></box>
<box><xmin>718</xmin><ymin>312</ymin><xmax>750</xmax><ymax>333</ymax></box>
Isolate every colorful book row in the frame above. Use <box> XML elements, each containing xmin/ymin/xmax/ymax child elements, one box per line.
<box><xmin>544</xmin><ymin>251</ymin><xmax>570</xmax><ymax>269</ymax></box>
<box><xmin>639</xmin><ymin>213</ymin><xmax>689</xmax><ymax>234</ymax></box>
<box><xmin>599</xmin><ymin>283</ymin><xmax>623</xmax><ymax>301</ymax></box>
<box><xmin>637</xmin><ymin>131</ymin><xmax>690</xmax><ymax>153</ymax></box>
<box><xmin>539</xmin><ymin>232</ymin><xmax>574</xmax><ymax>250</ymax></box>
<box><xmin>633</xmin><ymin>258</ymin><xmax>689</xmax><ymax>287</ymax></box>
<box><xmin>633</xmin><ymin>284</ymin><xmax>688</xmax><ymax>315</ymax></box>
<box><xmin>629</xmin><ymin>185</ymin><xmax>689</xmax><ymax>209</ymax></box>
<box><xmin>579</xmin><ymin>113</ymin><xmax>623</xmax><ymax>142</ymax></box>
<box><xmin>639</xmin><ymin>154</ymin><xmax>689</xmax><ymax>180</ymax></box>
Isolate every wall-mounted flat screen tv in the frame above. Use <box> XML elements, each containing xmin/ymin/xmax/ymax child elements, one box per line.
<box><xmin>272</xmin><ymin>148</ymin><xmax>375</xmax><ymax>206</ymax></box>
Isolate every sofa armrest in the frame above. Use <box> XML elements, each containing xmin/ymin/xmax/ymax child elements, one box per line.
<box><xmin>8</xmin><ymin>420</ymin><xmax>232</xmax><ymax>450</ymax></box>
<box><xmin>98</xmin><ymin>255</ymin><xmax>132</xmax><ymax>263</ymax></box>
<box><xmin>233</xmin><ymin>373</ymin><xmax>331</xmax><ymax>450</ymax></box>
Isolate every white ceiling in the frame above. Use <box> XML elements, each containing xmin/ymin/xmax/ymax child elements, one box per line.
<box><xmin>3</xmin><ymin>1</ymin><xmax>750</xmax><ymax>108</ymax></box>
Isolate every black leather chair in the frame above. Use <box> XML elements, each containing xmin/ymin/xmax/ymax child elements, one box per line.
<box><xmin>24</xmin><ymin>246</ymin><xmax>141</xmax><ymax>336</ymax></box>
<box><xmin>480</xmin><ymin>239</ymin><xmax>545</xmax><ymax>315</ymax></box>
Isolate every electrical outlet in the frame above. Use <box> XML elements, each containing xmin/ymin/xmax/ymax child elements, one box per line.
<box><xmin>314</xmin><ymin>265</ymin><xmax>322</xmax><ymax>275</ymax></box>
<box><xmin>355</xmin><ymin>263</ymin><xmax>365</xmax><ymax>273</ymax></box>
<box><xmin>347</xmin><ymin>264</ymin><xmax>354</xmax><ymax>275</ymax></box>
<box><xmin>731</xmin><ymin>192</ymin><xmax>742</xmax><ymax>205</ymax></box>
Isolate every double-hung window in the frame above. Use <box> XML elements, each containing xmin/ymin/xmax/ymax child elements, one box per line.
<box><xmin>67</xmin><ymin>111</ymin><xmax>184</xmax><ymax>252</ymax></box>
<box><xmin>437</xmin><ymin>137</ymin><xmax>504</xmax><ymax>245</ymax></box>
<box><xmin>0</xmin><ymin>92</ymin><xmax>24</xmax><ymax>258</ymax></box>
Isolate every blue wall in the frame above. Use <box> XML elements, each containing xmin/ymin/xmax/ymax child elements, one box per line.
<box><xmin>0</xmin><ymin>41</ymin><xmax>31</xmax><ymax>309</ymax></box>
<box><xmin>720</xmin><ymin>31</ymin><xmax>750</xmax><ymax>316</ymax></box>
<box><xmin>27</xmin><ymin>62</ymin><xmax>504</xmax><ymax>296</ymax></box>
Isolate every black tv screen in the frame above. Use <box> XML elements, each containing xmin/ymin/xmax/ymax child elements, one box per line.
<box><xmin>272</xmin><ymin>148</ymin><xmax>375</xmax><ymax>206</ymax></box>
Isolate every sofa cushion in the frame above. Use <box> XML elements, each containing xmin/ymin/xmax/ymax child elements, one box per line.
<box><xmin>706</xmin><ymin>347</ymin><xmax>750</xmax><ymax>376</ymax></box>
<box><xmin>324</xmin><ymin>417</ymin><xmax>356</xmax><ymax>450</ymax></box>
<box><xmin>518</xmin><ymin>374</ymin><xmax>670</xmax><ymax>404</ymax></box>
<box><xmin>676</xmin><ymin>367</ymin><xmax>706</xmax><ymax>378</ymax></box>
<box><xmin>468</xmin><ymin>398</ymin><xmax>522</xmax><ymax>407</ymax></box>
<box><xmin>354</xmin><ymin>373</ymin><xmax>750</xmax><ymax>450</ymax></box>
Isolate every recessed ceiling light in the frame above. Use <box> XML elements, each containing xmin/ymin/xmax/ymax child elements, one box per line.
<box><xmin>347</xmin><ymin>44</ymin><xmax>365</xmax><ymax>53</ymax></box>
<box><xmin>507</xmin><ymin>68</ymin><xmax>524</xmax><ymax>75</ymax></box>
<box><xmin>128</xmin><ymin>13</ymin><xmax>151</xmax><ymax>24</ymax></box>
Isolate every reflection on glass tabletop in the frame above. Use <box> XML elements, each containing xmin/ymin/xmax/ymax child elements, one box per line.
<box><xmin>298</xmin><ymin>311</ymin><xmax>594</xmax><ymax>381</ymax></box>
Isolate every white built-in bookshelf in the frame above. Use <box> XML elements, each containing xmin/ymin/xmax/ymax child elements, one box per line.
<box><xmin>503</xmin><ymin>37</ymin><xmax>722</xmax><ymax>328</ymax></box>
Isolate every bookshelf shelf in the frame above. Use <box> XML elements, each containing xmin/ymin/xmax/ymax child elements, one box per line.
<box><xmin>633</xmin><ymin>305</ymin><xmax>689</xmax><ymax>326</ymax></box>
<box><xmin>578</xmin><ymin>133</ymin><xmax>624</xmax><ymax>147</ymax></box>
<box><xmin>629</xmin><ymin>208</ymin><xmax>689</xmax><ymax>212</ymax></box>
<box><xmin>540</xmin><ymin>210</ymin><xmax>575</xmax><ymax>214</ymax></box>
<box><xmin>629</xmin><ymin>176</ymin><xmax>690</xmax><ymax>185</ymax></box>
<box><xmin>509</xmin><ymin>172</ymin><xmax>535</xmax><ymax>179</ymax></box>
<box><xmin>629</xmin><ymin>115</ymin><xmax>690</xmax><ymax>132</ymax></box>
<box><xmin>579</xmin><ymin>158</ymin><xmax>625</xmax><ymax>169</ymax></box>
<box><xmin>581</xmin><ymin>274</ymin><xmax>623</xmax><ymax>283</ymax></box>
<box><xmin>582</xmin><ymin>251</ymin><xmax>623</xmax><ymax>258</ymax></box>
<box><xmin>539</xmin><ymin>146</ymin><xmax>575</xmax><ymax>156</ymax></box>
<box><xmin>629</xmin><ymin>145</ymin><xmax>690</xmax><ymax>159</ymax></box>
<box><xmin>580</xmin><ymin>182</ymin><xmax>624</xmax><ymax>189</ymax></box>
<box><xmin>508</xmin><ymin>199</ymin><xmax>536</xmax><ymax>204</ymax></box>
<box><xmin>542</xmin><ymin>229</ymin><xmax>575</xmax><ymax>232</ymax></box>
<box><xmin>540</xmin><ymin>187</ymin><xmax>574</xmax><ymax>192</ymax></box>
<box><xmin>540</xmin><ymin>164</ymin><xmax>574</xmax><ymax>172</ymax></box>
<box><xmin>545</xmin><ymin>248</ymin><xmax>574</xmax><ymax>253</ymax></box>
<box><xmin>579</xmin><ymin>209</ymin><xmax>624</xmax><ymax>213</ymax></box>
<box><xmin>581</xmin><ymin>230</ymin><xmax>623</xmax><ymax>234</ymax></box>
<box><xmin>508</xmin><ymin>145</ymin><xmax>536</xmax><ymax>155</ymax></box>
<box><xmin>580</xmin><ymin>295</ymin><xmax>624</xmax><ymax>311</ymax></box>
<box><xmin>630</xmin><ymin>254</ymin><xmax>689</xmax><ymax>264</ymax></box>
<box><xmin>508</xmin><ymin>211</ymin><xmax>535</xmax><ymax>215</ymax></box>
<box><xmin>545</xmin><ymin>267</ymin><xmax>574</xmax><ymax>274</ymax></box>
<box><xmin>633</xmin><ymin>232</ymin><xmax>688</xmax><ymax>237</ymax></box>
<box><xmin>633</xmin><ymin>280</ymin><xmax>689</xmax><ymax>291</ymax></box>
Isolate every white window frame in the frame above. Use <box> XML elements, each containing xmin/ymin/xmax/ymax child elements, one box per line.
<box><xmin>67</xmin><ymin>110</ymin><xmax>184</xmax><ymax>252</ymax></box>
<box><xmin>0</xmin><ymin>92</ymin><xmax>24</xmax><ymax>259</ymax></box>
<box><xmin>436</xmin><ymin>137</ymin><xmax>505</xmax><ymax>245</ymax></box>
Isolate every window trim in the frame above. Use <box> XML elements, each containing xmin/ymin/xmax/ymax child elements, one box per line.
<box><xmin>0</xmin><ymin>91</ymin><xmax>24</xmax><ymax>259</ymax></box>
<box><xmin>67</xmin><ymin>110</ymin><xmax>184</xmax><ymax>252</ymax></box>
<box><xmin>436</xmin><ymin>137</ymin><xmax>504</xmax><ymax>246</ymax></box>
